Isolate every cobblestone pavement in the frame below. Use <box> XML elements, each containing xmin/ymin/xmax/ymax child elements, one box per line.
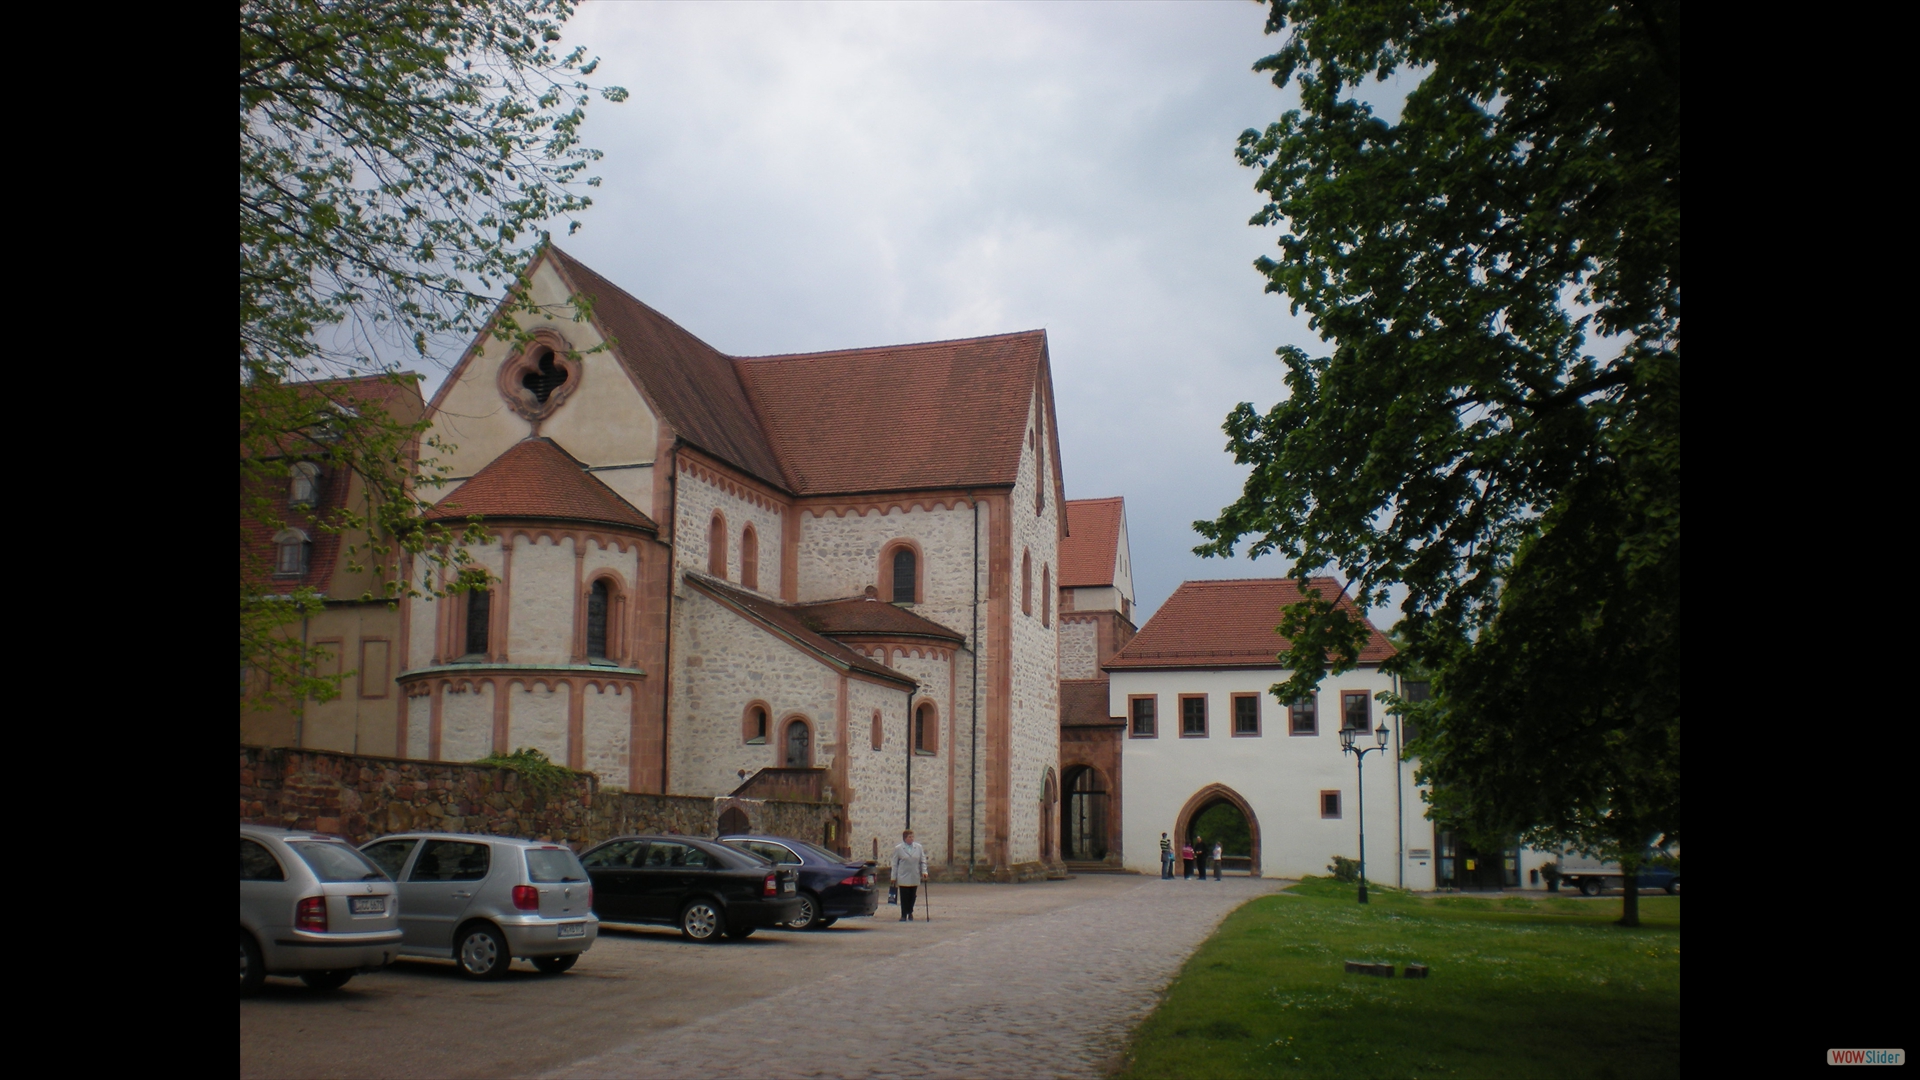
<box><xmin>548</xmin><ymin>875</ymin><xmax>1284</xmax><ymax>1080</ymax></box>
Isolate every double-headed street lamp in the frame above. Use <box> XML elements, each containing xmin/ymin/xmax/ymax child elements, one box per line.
<box><xmin>1339</xmin><ymin>721</ymin><xmax>1392</xmax><ymax>904</ymax></box>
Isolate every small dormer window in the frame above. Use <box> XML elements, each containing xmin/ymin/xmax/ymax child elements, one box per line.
<box><xmin>272</xmin><ymin>529</ymin><xmax>311</xmax><ymax>577</ymax></box>
<box><xmin>288</xmin><ymin>462</ymin><xmax>320</xmax><ymax>508</ymax></box>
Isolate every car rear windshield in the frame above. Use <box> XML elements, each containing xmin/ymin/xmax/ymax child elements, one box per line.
<box><xmin>525</xmin><ymin>848</ymin><xmax>588</xmax><ymax>883</ymax></box>
<box><xmin>794</xmin><ymin>839</ymin><xmax>855</xmax><ymax>864</ymax></box>
<box><xmin>288</xmin><ymin>841</ymin><xmax>389</xmax><ymax>883</ymax></box>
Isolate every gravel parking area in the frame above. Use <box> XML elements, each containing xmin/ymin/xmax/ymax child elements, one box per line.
<box><xmin>549</xmin><ymin>874</ymin><xmax>1282</xmax><ymax>1080</ymax></box>
<box><xmin>241</xmin><ymin>873</ymin><xmax>1282</xmax><ymax>1079</ymax></box>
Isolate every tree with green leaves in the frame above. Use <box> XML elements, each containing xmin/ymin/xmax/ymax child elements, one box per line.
<box><xmin>240</xmin><ymin>0</ymin><xmax>625</xmax><ymax>713</ymax></box>
<box><xmin>1195</xmin><ymin>0</ymin><xmax>1678</xmax><ymax>925</ymax></box>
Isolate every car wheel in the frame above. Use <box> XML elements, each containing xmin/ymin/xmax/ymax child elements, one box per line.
<box><xmin>301</xmin><ymin>970</ymin><xmax>354</xmax><ymax>991</ymax></box>
<box><xmin>1666</xmin><ymin>879</ymin><xmax>1680</xmax><ymax>896</ymax></box>
<box><xmin>1578</xmin><ymin>878</ymin><xmax>1602</xmax><ymax>897</ymax></box>
<box><xmin>680</xmin><ymin>899</ymin><xmax>724</xmax><ymax>943</ymax></box>
<box><xmin>456</xmin><ymin>923</ymin><xmax>512</xmax><ymax>979</ymax></box>
<box><xmin>240</xmin><ymin>931</ymin><xmax>265</xmax><ymax>998</ymax></box>
<box><xmin>533</xmin><ymin>954</ymin><xmax>578</xmax><ymax>975</ymax></box>
<box><xmin>786</xmin><ymin>892</ymin><xmax>820</xmax><ymax>930</ymax></box>
<box><xmin>726</xmin><ymin>925</ymin><xmax>756</xmax><ymax>940</ymax></box>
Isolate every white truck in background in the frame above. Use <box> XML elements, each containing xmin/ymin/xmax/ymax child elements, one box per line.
<box><xmin>1556</xmin><ymin>853</ymin><xmax>1680</xmax><ymax>896</ymax></box>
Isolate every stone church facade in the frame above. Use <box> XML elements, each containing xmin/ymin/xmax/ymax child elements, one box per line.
<box><xmin>391</xmin><ymin>246</ymin><xmax>1073</xmax><ymax>880</ymax></box>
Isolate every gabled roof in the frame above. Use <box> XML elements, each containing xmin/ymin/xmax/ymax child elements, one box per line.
<box><xmin>1060</xmin><ymin>678</ymin><xmax>1121</xmax><ymax>727</ymax></box>
<box><xmin>1104</xmin><ymin>578</ymin><xmax>1395</xmax><ymax>671</ymax></box>
<box><xmin>546</xmin><ymin>247</ymin><xmax>788</xmax><ymax>485</ymax></box>
<box><xmin>1060</xmin><ymin>497</ymin><xmax>1124</xmax><ymax>588</ymax></box>
<box><xmin>425</xmin><ymin>437</ymin><xmax>657</xmax><ymax>532</ymax></box>
<box><xmin>241</xmin><ymin>374</ymin><xmax>426</xmax><ymax>598</ymax></box>
<box><xmin>789</xmin><ymin>597</ymin><xmax>967</xmax><ymax>644</ymax></box>
<box><xmin>684</xmin><ymin>575</ymin><xmax>917</xmax><ymax>688</ymax></box>
<box><xmin>734</xmin><ymin>331</ymin><xmax>1049</xmax><ymax>495</ymax></box>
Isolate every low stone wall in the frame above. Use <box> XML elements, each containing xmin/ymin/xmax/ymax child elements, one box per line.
<box><xmin>240</xmin><ymin>745</ymin><xmax>838</xmax><ymax>850</ymax></box>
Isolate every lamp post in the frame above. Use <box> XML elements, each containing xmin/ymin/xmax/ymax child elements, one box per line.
<box><xmin>1340</xmin><ymin>721</ymin><xmax>1391</xmax><ymax>904</ymax></box>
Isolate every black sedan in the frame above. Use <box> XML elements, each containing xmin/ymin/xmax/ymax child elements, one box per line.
<box><xmin>719</xmin><ymin>834</ymin><xmax>880</xmax><ymax>930</ymax></box>
<box><xmin>578</xmin><ymin>835</ymin><xmax>801</xmax><ymax>942</ymax></box>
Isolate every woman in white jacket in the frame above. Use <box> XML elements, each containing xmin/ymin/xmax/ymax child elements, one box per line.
<box><xmin>891</xmin><ymin>829</ymin><xmax>928</xmax><ymax>921</ymax></box>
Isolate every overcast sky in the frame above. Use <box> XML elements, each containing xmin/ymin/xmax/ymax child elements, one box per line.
<box><xmin>447</xmin><ymin>1</ymin><xmax>1384</xmax><ymax>628</ymax></box>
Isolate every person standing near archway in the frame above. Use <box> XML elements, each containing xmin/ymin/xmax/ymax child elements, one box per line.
<box><xmin>1193</xmin><ymin>835</ymin><xmax>1207</xmax><ymax>881</ymax></box>
<box><xmin>1180</xmin><ymin>840</ymin><xmax>1195</xmax><ymax>880</ymax></box>
<box><xmin>1212</xmin><ymin>840</ymin><xmax>1224</xmax><ymax>881</ymax></box>
<box><xmin>1160</xmin><ymin>832</ymin><xmax>1174</xmax><ymax>879</ymax></box>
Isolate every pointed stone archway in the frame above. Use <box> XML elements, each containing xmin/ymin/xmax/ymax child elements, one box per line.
<box><xmin>1174</xmin><ymin>783</ymin><xmax>1262</xmax><ymax>878</ymax></box>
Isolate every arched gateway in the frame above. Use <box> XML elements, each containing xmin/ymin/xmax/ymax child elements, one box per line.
<box><xmin>1174</xmin><ymin>783</ymin><xmax>1262</xmax><ymax>877</ymax></box>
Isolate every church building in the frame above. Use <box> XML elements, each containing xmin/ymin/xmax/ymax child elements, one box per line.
<box><xmin>393</xmin><ymin>246</ymin><xmax>1069</xmax><ymax>880</ymax></box>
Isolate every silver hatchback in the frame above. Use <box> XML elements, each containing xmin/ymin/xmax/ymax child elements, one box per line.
<box><xmin>241</xmin><ymin>826</ymin><xmax>403</xmax><ymax>997</ymax></box>
<box><xmin>360</xmin><ymin>832</ymin><xmax>599</xmax><ymax>979</ymax></box>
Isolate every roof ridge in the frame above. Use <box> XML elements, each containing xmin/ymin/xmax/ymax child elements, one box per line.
<box><xmin>734</xmin><ymin>328</ymin><xmax>1047</xmax><ymax>364</ymax></box>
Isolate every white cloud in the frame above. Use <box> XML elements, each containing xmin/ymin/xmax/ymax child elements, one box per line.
<box><xmin>457</xmin><ymin>0</ymin><xmax>1395</xmax><ymax>629</ymax></box>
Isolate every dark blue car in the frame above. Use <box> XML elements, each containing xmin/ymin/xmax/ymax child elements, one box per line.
<box><xmin>719</xmin><ymin>835</ymin><xmax>880</xmax><ymax>929</ymax></box>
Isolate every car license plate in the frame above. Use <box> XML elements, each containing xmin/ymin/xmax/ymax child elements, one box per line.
<box><xmin>350</xmin><ymin>896</ymin><xmax>385</xmax><ymax>915</ymax></box>
<box><xmin>783</xmin><ymin>881</ymin><xmax>794</xmax><ymax>894</ymax></box>
<box><xmin>557</xmin><ymin>922</ymin><xmax>586</xmax><ymax>938</ymax></box>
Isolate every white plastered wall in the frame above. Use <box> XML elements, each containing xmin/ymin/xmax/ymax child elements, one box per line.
<box><xmin>582</xmin><ymin>684</ymin><xmax>632</xmax><ymax>788</ymax></box>
<box><xmin>440</xmin><ymin>682</ymin><xmax>495</xmax><ymax>763</ymax></box>
<box><xmin>1113</xmin><ymin>666</ymin><xmax>1433</xmax><ymax>889</ymax></box>
<box><xmin>508</xmin><ymin>682</ymin><xmax>569</xmax><ymax>761</ymax></box>
<box><xmin>424</xmin><ymin>257</ymin><xmax>658</xmax><ymax>507</ymax></box>
<box><xmin>508</xmin><ymin>535</ymin><xmax>576</xmax><ymax>664</ymax></box>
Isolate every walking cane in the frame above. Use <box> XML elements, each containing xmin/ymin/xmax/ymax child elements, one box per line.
<box><xmin>924</xmin><ymin>877</ymin><xmax>931</xmax><ymax>922</ymax></box>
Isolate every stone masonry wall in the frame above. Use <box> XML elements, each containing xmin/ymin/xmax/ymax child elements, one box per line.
<box><xmin>675</xmin><ymin>466</ymin><xmax>786</xmax><ymax>598</ymax></box>
<box><xmin>241</xmin><ymin>745</ymin><xmax>836</xmax><ymax>850</ymax></box>
<box><xmin>1008</xmin><ymin>389</ymin><xmax>1061</xmax><ymax>870</ymax></box>
<box><xmin>1058</xmin><ymin>617</ymin><xmax>1098</xmax><ymax>680</ymax></box>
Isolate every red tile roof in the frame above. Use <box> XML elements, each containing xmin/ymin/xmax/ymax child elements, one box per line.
<box><xmin>734</xmin><ymin>331</ymin><xmax>1048</xmax><ymax>495</ymax></box>
<box><xmin>426</xmin><ymin>437</ymin><xmax>657</xmax><ymax>532</ymax></box>
<box><xmin>1060</xmin><ymin>497</ymin><xmax>1124</xmax><ymax>587</ymax></box>
<box><xmin>789</xmin><ymin>597</ymin><xmax>966</xmax><ymax>644</ymax></box>
<box><xmin>1060</xmin><ymin>678</ymin><xmax>1120</xmax><ymax>727</ymax></box>
<box><xmin>685</xmin><ymin>575</ymin><xmax>917</xmax><ymax>688</ymax></box>
<box><xmin>547</xmin><ymin>247</ymin><xmax>788</xmax><ymax>484</ymax></box>
<box><xmin>1104</xmin><ymin>578</ymin><xmax>1395</xmax><ymax>671</ymax></box>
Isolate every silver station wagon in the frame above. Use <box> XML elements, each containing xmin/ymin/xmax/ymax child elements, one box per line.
<box><xmin>241</xmin><ymin>825</ymin><xmax>403</xmax><ymax>997</ymax></box>
<box><xmin>359</xmin><ymin>832</ymin><xmax>599</xmax><ymax>978</ymax></box>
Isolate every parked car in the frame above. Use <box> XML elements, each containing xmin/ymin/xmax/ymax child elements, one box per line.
<box><xmin>718</xmin><ymin>834</ymin><xmax>879</xmax><ymax>930</ymax></box>
<box><xmin>577</xmin><ymin>835</ymin><xmax>802</xmax><ymax>942</ymax></box>
<box><xmin>358</xmin><ymin>833</ymin><xmax>598</xmax><ymax>979</ymax></box>
<box><xmin>241</xmin><ymin>825</ymin><xmax>403</xmax><ymax>997</ymax></box>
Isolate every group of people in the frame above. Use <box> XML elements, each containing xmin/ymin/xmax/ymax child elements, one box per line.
<box><xmin>1158</xmin><ymin>832</ymin><xmax>1224</xmax><ymax>880</ymax></box>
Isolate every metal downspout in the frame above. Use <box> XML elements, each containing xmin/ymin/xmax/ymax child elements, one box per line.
<box><xmin>660</xmin><ymin>441</ymin><xmax>680</xmax><ymax>795</ymax></box>
<box><xmin>905</xmin><ymin>688</ymin><xmax>914</xmax><ymax>831</ymax></box>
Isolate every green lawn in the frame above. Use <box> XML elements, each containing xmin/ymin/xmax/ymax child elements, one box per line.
<box><xmin>1117</xmin><ymin>878</ymin><xmax>1680</xmax><ymax>1079</ymax></box>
